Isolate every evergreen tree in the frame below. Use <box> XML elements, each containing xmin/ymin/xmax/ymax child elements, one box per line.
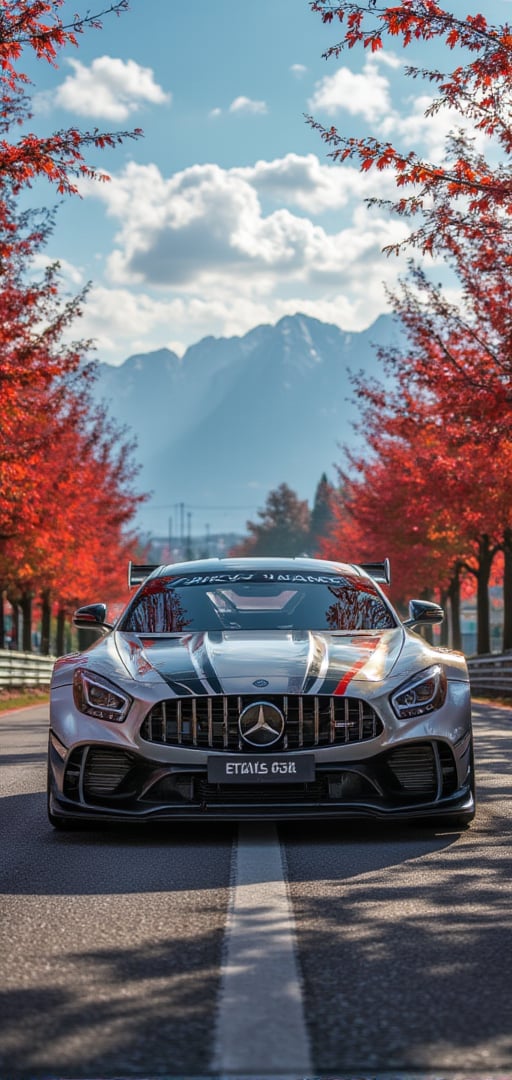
<box><xmin>309</xmin><ymin>473</ymin><xmax>335</xmax><ymax>554</ymax></box>
<box><xmin>233</xmin><ymin>484</ymin><xmax>311</xmax><ymax>557</ymax></box>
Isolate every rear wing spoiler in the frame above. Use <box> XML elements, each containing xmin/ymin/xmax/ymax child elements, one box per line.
<box><xmin>128</xmin><ymin>559</ymin><xmax>391</xmax><ymax>588</ymax></box>
<box><xmin>360</xmin><ymin>559</ymin><xmax>391</xmax><ymax>585</ymax></box>
<box><xmin>128</xmin><ymin>562</ymin><xmax>160</xmax><ymax>587</ymax></box>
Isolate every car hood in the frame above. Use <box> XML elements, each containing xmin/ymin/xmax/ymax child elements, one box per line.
<box><xmin>108</xmin><ymin>628</ymin><xmax>408</xmax><ymax>696</ymax></box>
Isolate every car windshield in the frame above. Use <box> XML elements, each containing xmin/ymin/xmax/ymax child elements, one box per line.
<box><xmin>119</xmin><ymin>571</ymin><xmax>396</xmax><ymax>633</ymax></box>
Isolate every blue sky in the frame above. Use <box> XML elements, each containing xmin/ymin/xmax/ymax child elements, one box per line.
<box><xmin>21</xmin><ymin>0</ymin><xmax>510</xmax><ymax>365</ymax></box>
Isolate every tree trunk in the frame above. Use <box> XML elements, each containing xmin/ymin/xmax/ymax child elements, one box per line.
<box><xmin>56</xmin><ymin>608</ymin><xmax>67</xmax><ymax>657</ymax></box>
<box><xmin>503</xmin><ymin>527</ymin><xmax>512</xmax><ymax>652</ymax></box>
<box><xmin>448</xmin><ymin>567</ymin><xmax>462</xmax><ymax>651</ymax></box>
<box><xmin>41</xmin><ymin>590</ymin><xmax>52</xmax><ymax>655</ymax></box>
<box><xmin>7</xmin><ymin>598</ymin><xmax>20</xmax><ymax>650</ymax></box>
<box><xmin>476</xmin><ymin>534</ymin><xmax>494</xmax><ymax>655</ymax></box>
<box><xmin>20</xmin><ymin>592</ymin><xmax>33</xmax><ymax>652</ymax></box>
<box><xmin>0</xmin><ymin>590</ymin><xmax>4</xmax><ymax>650</ymax></box>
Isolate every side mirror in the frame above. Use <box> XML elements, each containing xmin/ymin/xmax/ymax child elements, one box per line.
<box><xmin>73</xmin><ymin>603</ymin><xmax>113</xmax><ymax>635</ymax></box>
<box><xmin>403</xmin><ymin>599</ymin><xmax>444</xmax><ymax>628</ymax></box>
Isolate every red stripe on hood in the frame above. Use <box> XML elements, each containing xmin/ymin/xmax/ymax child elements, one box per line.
<box><xmin>333</xmin><ymin>638</ymin><xmax>381</xmax><ymax>696</ymax></box>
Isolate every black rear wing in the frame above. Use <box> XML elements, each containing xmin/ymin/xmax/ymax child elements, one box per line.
<box><xmin>128</xmin><ymin>562</ymin><xmax>160</xmax><ymax>587</ymax></box>
<box><xmin>128</xmin><ymin>559</ymin><xmax>391</xmax><ymax>587</ymax></box>
<box><xmin>359</xmin><ymin>559</ymin><xmax>391</xmax><ymax>585</ymax></box>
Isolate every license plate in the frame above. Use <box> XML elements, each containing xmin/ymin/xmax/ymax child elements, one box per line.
<box><xmin>207</xmin><ymin>754</ymin><xmax>315</xmax><ymax>783</ymax></box>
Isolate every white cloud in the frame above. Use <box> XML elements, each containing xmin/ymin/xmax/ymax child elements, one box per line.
<box><xmin>307</xmin><ymin>52</ymin><xmax>489</xmax><ymax>164</ymax></box>
<box><xmin>235</xmin><ymin>152</ymin><xmax>398</xmax><ymax>212</ymax></box>
<box><xmin>82</xmin><ymin>158</ymin><xmax>407</xmax><ymax>294</ymax></box>
<box><xmin>52</xmin><ymin>55</ymin><xmax>170</xmax><ymax>120</ymax></box>
<box><xmin>228</xmin><ymin>96</ymin><xmax>268</xmax><ymax>115</ymax></box>
<box><xmin>74</xmin><ymin>154</ymin><xmax>413</xmax><ymax>362</ymax></box>
<box><xmin>308</xmin><ymin>56</ymin><xmax>393</xmax><ymax>122</ymax></box>
<box><xmin>290</xmin><ymin>64</ymin><xmax>307</xmax><ymax>77</ymax></box>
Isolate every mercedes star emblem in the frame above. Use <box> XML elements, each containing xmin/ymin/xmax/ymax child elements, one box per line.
<box><xmin>239</xmin><ymin>701</ymin><xmax>285</xmax><ymax>748</ymax></box>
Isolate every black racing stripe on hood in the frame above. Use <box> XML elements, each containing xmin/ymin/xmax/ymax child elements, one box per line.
<box><xmin>140</xmin><ymin>634</ymin><xmax>223</xmax><ymax>696</ymax></box>
<box><xmin>193</xmin><ymin>637</ymin><xmax>223</xmax><ymax>695</ymax></box>
<box><xmin>313</xmin><ymin>674</ymin><xmax>346</xmax><ymax>696</ymax></box>
<box><xmin>158</xmin><ymin>675</ymin><xmax>200</xmax><ymax>696</ymax></box>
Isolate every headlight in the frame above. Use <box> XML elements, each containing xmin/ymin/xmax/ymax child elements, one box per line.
<box><xmin>73</xmin><ymin>669</ymin><xmax>132</xmax><ymax>723</ymax></box>
<box><xmin>391</xmin><ymin>664</ymin><xmax>446</xmax><ymax>719</ymax></box>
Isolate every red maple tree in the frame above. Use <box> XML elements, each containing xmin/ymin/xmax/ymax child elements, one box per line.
<box><xmin>310</xmin><ymin>2</ymin><xmax>512</xmax><ymax>652</ymax></box>
<box><xmin>0</xmin><ymin>3</ymin><xmax>146</xmax><ymax>652</ymax></box>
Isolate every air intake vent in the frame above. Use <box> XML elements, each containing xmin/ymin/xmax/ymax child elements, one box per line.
<box><xmin>82</xmin><ymin>747</ymin><xmax>136</xmax><ymax>798</ymax></box>
<box><xmin>386</xmin><ymin>744</ymin><xmax>437</xmax><ymax>796</ymax></box>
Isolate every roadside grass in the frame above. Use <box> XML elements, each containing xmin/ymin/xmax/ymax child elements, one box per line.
<box><xmin>0</xmin><ymin>687</ymin><xmax>50</xmax><ymax>712</ymax></box>
<box><xmin>472</xmin><ymin>695</ymin><xmax>512</xmax><ymax>709</ymax></box>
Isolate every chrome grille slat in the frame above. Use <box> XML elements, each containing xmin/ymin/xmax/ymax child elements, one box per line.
<box><xmin>140</xmin><ymin>696</ymin><xmax>383</xmax><ymax>750</ymax></box>
<box><xmin>207</xmin><ymin>697</ymin><xmax>213</xmax><ymax>746</ymax></box>
<box><xmin>161</xmin><ymin>701</ymin><xmax>166</xmax><ymax>744</ymax></box>
<box><xmin>223</xmin><ymin>698</ymin><xmax>229</xmax><ymax>748</ymax></box>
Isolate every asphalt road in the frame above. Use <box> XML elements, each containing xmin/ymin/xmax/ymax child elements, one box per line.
<box><xmin>1</xmin><ymin>700</ymin><xmax>512</xmax><ymax>1080</ymax></box>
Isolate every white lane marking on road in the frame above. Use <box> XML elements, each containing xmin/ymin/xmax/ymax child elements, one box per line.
<box><xmin>213</xmin><ymin>822</ymin><xmax>312</xmax><ymax>1078</ymax></box>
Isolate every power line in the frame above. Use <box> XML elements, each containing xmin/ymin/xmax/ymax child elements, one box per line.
<box><xmin>147</xmin><ymin>502</ymin><xmax>257</xmax><ymax>511</ymax></box>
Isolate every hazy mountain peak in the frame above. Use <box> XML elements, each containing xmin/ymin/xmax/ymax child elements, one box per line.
<box><xmin>94</xmin><ymin>314</ymin><xmax>400</xmax><ymax>536</ymax></box>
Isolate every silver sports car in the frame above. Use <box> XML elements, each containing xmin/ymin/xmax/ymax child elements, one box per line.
<box><xmin>47</xmin><ymin>556</ymin><xmax>475</xmax><ymax>827</ymax></box>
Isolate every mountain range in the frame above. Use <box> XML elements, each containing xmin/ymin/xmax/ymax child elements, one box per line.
<box><xmin>94</xmin><ymin>313</ymin><xmax>400</xmax><ymax>540</ymax></box>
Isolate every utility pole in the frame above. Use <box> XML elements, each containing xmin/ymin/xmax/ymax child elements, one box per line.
<box><xmin>186</xmin><ymin>510</ymin><xmax>193</xmax><ymax>560</ymax></box>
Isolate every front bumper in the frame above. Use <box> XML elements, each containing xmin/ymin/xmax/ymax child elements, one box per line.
<box><xmin>48</xmin><ymin>729</ymin><xmax>475</xmax><ymax>824</ymax></box>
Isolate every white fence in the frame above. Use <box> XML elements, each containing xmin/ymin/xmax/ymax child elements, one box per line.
<box><xmin>0</xmin><ymin>649</ymin><xmax>55</xmax><ymax>688</ymax></box>
<box><xmin>467</xmin><ymin>652</ymin><xmax>512</xmax><ymax>697</ymax></box>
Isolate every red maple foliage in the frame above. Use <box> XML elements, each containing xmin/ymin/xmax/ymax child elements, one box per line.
<box><xmin>0</xmin><ymin>194</ymin><xmax>145</xmax><ymax>650</ymax></box>
<box><xmin>0</xmin><ymin>1</ymin><xmax>141</xmax><ymax>202</ymax></box>
<box><xmin>309</xmin><ymin>1</ymin><xmax>512</xmax><ymax>252</ymax></box>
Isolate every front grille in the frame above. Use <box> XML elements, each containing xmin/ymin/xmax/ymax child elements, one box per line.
<box><xmin>140</xmin><ymin>695</ymin><xmax>383</xmax><ymax>751</ymax></box>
